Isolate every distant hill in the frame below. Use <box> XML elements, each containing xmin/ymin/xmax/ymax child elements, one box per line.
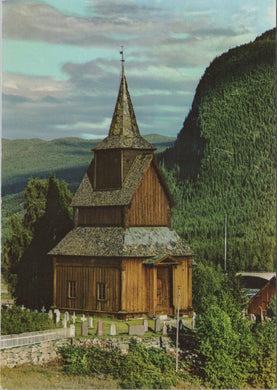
<box><xmin>1</xmin><ymin>134</ymin><xmax>175</xmax><ymax>242</ymax></box>
<box><xmin>160</xmin><ymin>28</ymin><xmax>276</xmax><ymax>271</ymax></box>
<box><xmin>2</xmin><ymin>134</ymin><xmax>175</xmax><ymax>196</ymax></box>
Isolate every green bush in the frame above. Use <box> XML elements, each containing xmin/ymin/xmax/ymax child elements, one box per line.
<box><xmin>1</xmin><ymin>306</ymin><xmax>56</xmax><ymax>335</ymax></box>
<box><xmin>60</xmin><ymin>339</ymin><xmax>182</xmax><ymax>389</ymax></box>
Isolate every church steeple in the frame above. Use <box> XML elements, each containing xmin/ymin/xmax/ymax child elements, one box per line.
<box><xmin>93</xmin><ymin>52</ymin><xmax>155</xmax><ymax>151</ymax></box>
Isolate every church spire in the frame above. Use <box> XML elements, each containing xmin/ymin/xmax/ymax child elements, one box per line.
<box><xmin>93</xmin><ymin>50</ymin><xmax>155</xmax><ymax>151</ymax></box>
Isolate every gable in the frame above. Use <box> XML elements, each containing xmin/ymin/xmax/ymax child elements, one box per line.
<box><xmin>126</xmin><ymin>160</ymin><xmax>173</xmax><ymax>227</ymax></box>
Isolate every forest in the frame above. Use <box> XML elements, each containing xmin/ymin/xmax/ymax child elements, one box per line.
<box><xmin>160</xmin><ymin>28</ymin><xmax>276</xmax><ymax>271</ymax></box>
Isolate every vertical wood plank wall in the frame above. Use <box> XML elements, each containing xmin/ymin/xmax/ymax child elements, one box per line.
<box><xmin>54</xmin><ymin>256</ymin><xmax>192</xmax><ymax>316</ymax></box>
<box><xmin>55</xmin><ymin>258</ymin><xmax>120</xmax><ymax>313</ymax></box>
<box><xmin>78</xmin><ymin>207</ymin><xmax>123</xmax><ymax>226</ymax></box>
<box><xmin>127</xmin><ymin>164</ymin><xmax>171</xmax><ymax>227</ymax></box>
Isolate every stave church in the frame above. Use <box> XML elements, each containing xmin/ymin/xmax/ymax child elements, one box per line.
<box><xmin>49</xmin><ymin>57</ymin><xmax>193</xmax><ymax>319</ymax></box>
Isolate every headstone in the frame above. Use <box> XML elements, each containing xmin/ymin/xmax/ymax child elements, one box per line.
<box><xmin>81</xmin><ymin>314</ymin><xmax>86</xmax><ymax>322</ymax></box>
<box><xmin>72</xmin><ymin>312</ymin><xmax>77</xmax><ymax>324</ymax></box>
<box><xmin>143</xmin><ymin>319</ymin><xmax>148</xmax><ymax>332</ymax></box>
<box><xmin>55</xmin><ymin>311</ymin><xmax>60</xmax><ymax>323</ymax></box>
<box><xmin>192</xmin><ymin>312</ymin><xmax>196</xmax><ymax>329</ymax></box>
<box><xmin>162</xmin><ymin>322</ymin><xmax>167</xmax><ymax>335</ymax></box>
<box><xmin>64</xmin><ymin>311</ymin><xmax>69</xmax><ymax>321</ymax></box>
<box><xmin>250</xmin><ymin>313</ymin><xmax>256</xmax><ymax>322</ymax></box>
<box><xmin>109</xmin><ymin>323</ymin><xmax>116</xmax><ymax>336</ymax></box>
<box><xmin>88</xmin><ymin>317</ymin><xmax>94</xmax><ymax>329</ymax></box>
<box><xmin>54</xmin><ymin>308</ymin><xmax>60</xmax><ymax>314</ymax></box>
<box><xmin>70</xmin><ymin>324</ymin><xmax>75</xmax><ymax>337</ymax></box>
<box><xmin>34</xmin><ymin>309</ymin><xmax>38</xmax><ymax>313</ymax></box>
<box><xmin>81</xmin><ymin>321</ymin><xmax>88</xmax><ymax>336</ymax></box>
<box><xmin>48</xmin><ymin>309</ymin><xmax>53</xmax><ymax>320</ymax></box>
<box><xmin>128</xmin><ymin>324</ymin><xmax>145</xmax><ymax>336</ymax></box>
<box><xmin>168</xmin><ymin>324</ymin><xmax>172</xmax><ymax>332</ymax></box>
<box><xmin>159</xmin><ymin>315</ymin><xmax>167</xmax><ymax>321</ymax></box>
<box><xmin>155</xmin><ymin>318</ymin><xmax>161</xmax><ymax>332</ymax></box>
<box><xmin>26</xmin><ymin>308</ymin><xmax>30</xmax><ymax>312</ymax></box>
<box><xmin>97</xmin><ymin>320</ymin><xmax>103</xmax><ymax>336</ymax></box>
<box><xmin>62</xmin><ymin>318</ymin><xmax>67</xmax><ymax>328</ymax></box>
<box><xmin>21</xmin><ymin>305</ymin><xmax>26</xmax><ymax>311</ymax></box>
<box><xmin>41</xmin><ymin>306</ymin><xmax>46</xmax><ymax>314</ymax></box>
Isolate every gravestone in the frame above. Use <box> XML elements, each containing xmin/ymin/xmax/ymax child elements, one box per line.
<box><xmin>159</xmin><ymin>315</ymin><xmax>167</xmax><ymax>321</ymax></box>
<box><xmin>70</xmin><ymin>324</ymin><xmax>75</xmax><ymax>337</ymax></box>
<box><xmin>155</xmin><ymin>318</ymin><xmax>161</xmax><ymax>332</ymax></box>
<box><xmin>143</xmin><ymin>319</ymin><xmax>148</xmax><ymax>332</ymax></box>
<box><xmin>109</xmin><ymin>323</ymin><xmax>116</xmax><ymax>336</ymax></box>
<box><xmin>72</xmin><ymin>312</ymin><xmax>77</xmax><ymax>324</ymax></box>
<box><xmin>48</xmin><ymin>309</ymin><xmax>53</xmax><ymax>320</ymax></box>
<box><xmin>192</xmin><ymin>312</ymin><xmax>196</xmax><ymax>329</ymax></box>
<box><xmin>81</xmin><ymin>321</ymin><xmax>88</xmax><ymax>336</ymax></box>
<box><xmin>41</xmin><ymin>306</ymin><xmax>46</xmax><ymax>314</ymax></box>
<box><xmin>55</xmin><ymin>311</ymin><xmax>60</xmax><ymax>324</ymax></box>
<box><xmin>88</xmin><ymin>317</ymin><xmax>93</xmax><ymax>329</ymax></box>
<box><xmin>64</xmin><ymin>311</ymin><xmax>70</xmax><ymax>321</ymax></box>
<box><xmin>62</xmin><ymin>318</ymin><xmax>67</xmax><ymax>328</ymax></box>
<box><xmin>81</xmin><ymin>314</ymin><xmax>86</xmax><ymax>322</ymax></box>
<box><xmin>21</xmin><ymin>305</ymin><xmax>26</xmax><ymax>311</ymax></box>
<box><xmin>128</xmin><ymin>324</ymin><xmax>145</xmax><ymax>336</ymax></box>
<box><xmin>34</xmin><ymin>309</ymin><xmax>38</xmax><ymax>313</ymax></box>
<box><xmin>162</xmin><ymin>322</ymin><xmax>167</xmax><ymax>335</ymax></box>
<box><xmin>26</xmin><ymin>308</ymin><xmax>30</xmax><ymax>312</ymax></box>
<box><xmin>97</xmin><ymin>320</ymin><xmax>103</xmax><ymax>336</ymax></box>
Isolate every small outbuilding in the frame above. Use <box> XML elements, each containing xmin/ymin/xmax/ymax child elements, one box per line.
<box><xmin>248</xmin><ymin>276</ymin><xmax>276</xmax><ymax>317</ymax></box>
<box><xmin>49</xmin><ymin>62</ymin><xmax>193</xmax><ymax>318</ymax></box>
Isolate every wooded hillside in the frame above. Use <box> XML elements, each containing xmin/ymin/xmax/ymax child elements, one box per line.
<box><xmin>160</xmin><ymin>28</ymin><xmax>276</xmax><ymax>271</ymax></box>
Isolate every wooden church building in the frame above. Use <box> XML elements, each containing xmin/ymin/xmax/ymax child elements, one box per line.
<box><xmin>49</xmin><ymin>60</ymin><xmax>193</xmax><ymax>319</ymax></box>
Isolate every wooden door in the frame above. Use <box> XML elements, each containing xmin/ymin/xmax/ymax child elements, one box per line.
<box><xmin>157</xmin><ymin>267</ymin><xmax>172</xmax><ymax>311</ymax></box>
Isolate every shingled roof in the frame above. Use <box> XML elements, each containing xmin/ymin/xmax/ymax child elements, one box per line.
<box><xmin>71</xmin><ymin>153</ymin><xmax>153</xmax><ymax>207</ymax></box>
<box><xmin>93</xmin><ymin>69</ymin><xmax>155</xmax><ymax>151</ymax></box>
<box><xmin>48</xmin><ymin>226</ymin><xmax>193</xmax><ymax>258</ymax></box>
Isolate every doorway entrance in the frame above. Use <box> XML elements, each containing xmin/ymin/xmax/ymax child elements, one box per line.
<box><xmin>157</xmin><ymin>266</ymin><xmax>172</xmax><ymax>312</ymax></box>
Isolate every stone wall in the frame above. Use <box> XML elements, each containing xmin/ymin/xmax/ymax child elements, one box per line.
<box><xmin>1</xmin><ymin>336</ymin><xmax>175</xmax><ymax>368</ymax></box>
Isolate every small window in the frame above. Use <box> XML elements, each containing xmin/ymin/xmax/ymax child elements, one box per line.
<box><xmin>68</xmin><ymin>281</ymin><xmax>77</xmax><ymax>298</ymax></box>
<box><xmin>97</xmin><ymin>282</ymin><xmax>106</xmax><ymax>301</ymax></box>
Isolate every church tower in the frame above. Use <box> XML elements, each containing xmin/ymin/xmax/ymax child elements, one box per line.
<box><xmin>49</xmin><ymin>55</ymin><xmax>193</xmax><ymax>318</ymax></box>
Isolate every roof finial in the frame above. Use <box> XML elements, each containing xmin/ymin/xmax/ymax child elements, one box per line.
<box><xmin>120</xmin><ymin>45</ymin><xmax>125</xmax><ymax>74</ymax></box>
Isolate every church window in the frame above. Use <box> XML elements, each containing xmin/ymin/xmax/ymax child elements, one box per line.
<box><xmin>68</xmin><ymin>281</ymin><xmax>77</xmax><ymax>298</ymax></box>
<box><xmin>97</xmin><ymin>282</ymin><xmax>106</xmax><ymax>301</ymax></box>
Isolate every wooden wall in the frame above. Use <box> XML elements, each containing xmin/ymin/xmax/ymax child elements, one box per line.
<box><xmin>78</xmin><ymin>207</ymin><xmax>123</xmax><ymax>226</ymax></box>
<box><xmin>126</xmin><ymin>163</ymin><xmax>171</xmax><ymax>227</ymax></box>
<box><xmin>54</xmin><ymin>257</ymin><xmax>121</xmax><ymax>313</ymax></box>
<box><xmin>94</xmin><ymin>150</ymin><xmax>121</xmax><ymax>189</ymax></box>
<box><xmin>53</xmin><ymin>256</ymin><xmax>193</xmax><ymax>317</ymax></box>
<box><xmin>248</xmin><ymin>277</ymin><xmax>275</xmax><ymax>315</ymax></box>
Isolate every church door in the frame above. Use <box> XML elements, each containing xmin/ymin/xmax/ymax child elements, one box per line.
<box><xmin>157</xmin><ymin>266</ymin><xmax>172</xmax><ymax>312</ymax></box>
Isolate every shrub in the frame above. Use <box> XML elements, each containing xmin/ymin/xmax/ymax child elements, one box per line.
<box><xmin>1</xmin><ymin>306</ymin><xmax>56</xmax><ymax>335</ymax></box>
<box><xmin>59</xmin><ymin>339</ymin><xmax>182</xmax><ymax>389</ymax></box>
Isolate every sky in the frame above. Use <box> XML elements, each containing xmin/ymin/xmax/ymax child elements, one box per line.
<box><xmin>2</xmin><ymin>0</ymin><xmax>276</xmax><ymax>140</ymax></box>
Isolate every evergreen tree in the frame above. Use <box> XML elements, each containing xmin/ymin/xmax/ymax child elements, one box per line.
<box><xmin>3</xmin><ymin>175</ymin><xmax>73</xmax><ymax>308</ymax></box>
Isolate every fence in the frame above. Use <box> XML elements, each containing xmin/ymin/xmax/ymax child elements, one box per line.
<box><xmin>0</xmin><ymin>326</ymin><xmax>75</xmax><ymax>350</ymax></box>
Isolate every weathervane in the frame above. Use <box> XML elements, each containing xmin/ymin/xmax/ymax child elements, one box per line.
<box><xmin>120</xmin><ymin>46</ymin><xmax>125</xmax><ymax>73</ymax></box>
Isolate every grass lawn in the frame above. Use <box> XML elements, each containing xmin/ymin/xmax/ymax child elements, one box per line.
<box><xmin>1</xmin><ymin>364</ymin><xmax>121</xmax><ymax>389</ymax></box>
<box><xmin>1</xmin><ymin>363</ymin><xmax>203</xmax><ymax>390</ymax></box>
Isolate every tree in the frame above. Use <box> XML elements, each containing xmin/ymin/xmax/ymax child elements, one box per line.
<box><xmin>3</xmin><ymin>175</ymin><xmax>73</xmax><ymax>308</ymax></box>
<box><xmin>192</xmin><ymin>262</ymin><xmax>223</xmax><ymax>314</ymax></box>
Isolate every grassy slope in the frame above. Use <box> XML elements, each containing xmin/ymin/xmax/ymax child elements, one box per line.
<box><xmin>160</xmin><ymin>28</ymin><xmax>276</xmax><ymax>271</ymax></box>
